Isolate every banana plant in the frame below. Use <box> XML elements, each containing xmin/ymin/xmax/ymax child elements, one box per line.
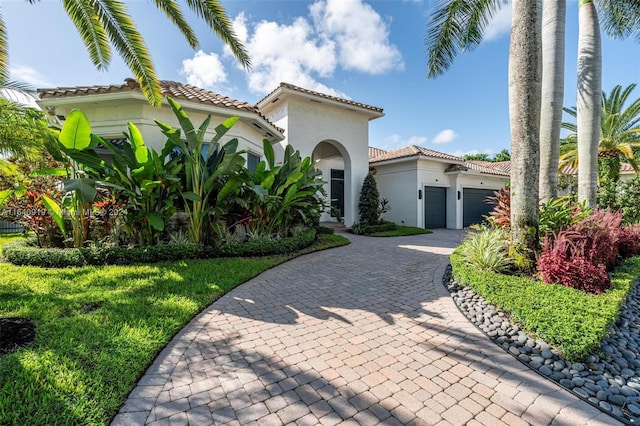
<box><xmin>155</xmin><ymin>96</ymin><xmax>247</xmax><ymax>244</ymax></box>
<box><xmin>244</xmin><ymin>140</ymin><xmax>326</xmax><ymax>237</ymax></box>
<box><xmin>94</xmin><ymin>122</ymin><xmax>184</xmax><ymax>246</ymax></box>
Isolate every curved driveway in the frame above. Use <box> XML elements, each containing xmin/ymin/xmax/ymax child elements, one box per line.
<box><xmin>113</xmin><ymin>230</ymin><xmax>619</xmax><ymax>425</ymax></box>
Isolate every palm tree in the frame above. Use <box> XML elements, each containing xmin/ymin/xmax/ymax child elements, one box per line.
<box><xmin>539</xmin><ymin>0</ymin><xmax>566</xmax><ymax>202</ymax></box>
<box><xmin>560</xmin><ymin>83</ymin><xmax>640</xmax><ymax>183</ymax></box>
<box><xmin>426</xmin><ymin>0</ymin><xmax>542</xmax><ymax>260</ymax></box>
<box><xmin>576</xmin><ymin>0</ymin><xmax>602</xmax><ymax>208</ymax></box>
<box><xmin>0</xmin><ymin>0</ymin><xmax>249</xmax><ymax>107</ymax></box>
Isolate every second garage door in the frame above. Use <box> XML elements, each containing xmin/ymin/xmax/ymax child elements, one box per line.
<box><xmin>463</xmin><ymin>188</ymin><xmax>495</xmax><ymax>227</ymax></box>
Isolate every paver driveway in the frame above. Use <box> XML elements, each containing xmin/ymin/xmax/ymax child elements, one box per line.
<box><xmin>112</xmin><ymin>230</ymin><xmax>620</xmax><ymax>425</ymax></box>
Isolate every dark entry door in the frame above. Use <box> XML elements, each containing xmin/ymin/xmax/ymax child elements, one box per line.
<box><xmin>463</xmin><ymin>188</ymin><xmax>495</xmax><ymax>227</ymax></box>
<box><xmin>330</xmin><ymin>169</ymin><xmax>344</xmax><ymax>218</ymax></box>
<box><xmin>424</xmin><ymin>186</ymin><xmax>447</xmax><ymax>229</ymax></box>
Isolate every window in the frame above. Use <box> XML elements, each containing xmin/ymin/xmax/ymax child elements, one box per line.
<box><xmin>247</xmin><ymin>152</ymin><xmax>260</xmax><ymax>173</ymax></box>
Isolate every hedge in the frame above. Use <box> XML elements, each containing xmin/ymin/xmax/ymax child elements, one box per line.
<box><xmin>350</xmin><ymin>222</ymin><xmax>397</xmax><ymax>235</ymax></box>
<box><xmin>2</xmin><ymin>228</ymin><xmax>316</xmax><ymax>268</ymax></box>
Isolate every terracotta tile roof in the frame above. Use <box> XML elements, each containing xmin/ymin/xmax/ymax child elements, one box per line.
<box><xmin>259</xmin><ymin>82</ymin><xmax>384</xmax><ymax>114</ymax></box>
<box><xmin>369</xmin><ymin>145</ymin><xmax>463</xmax><ymax>163</ymax></box>
<box><xmin>464</xmin><ymin>161</ymin><xmax>510</xmax><ymax>176</ymax></box>
<box><xmin>38</xmin><ymin>79</ymin><xmax>282</xmax><ymax>133</ymax></box>
<box><xmin>368</xmin><ymin>146</ymin><xmax>387</xmax><ymax>158</ymax></box>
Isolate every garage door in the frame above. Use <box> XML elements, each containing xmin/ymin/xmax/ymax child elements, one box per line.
<box><xmin>424</xmin><ymin>186</ymin><xmax>447</xmax><ymax>229</ymax></box>
<box><xmin>463</xmin><ymin>188</ymin><xmax>495</xmax><ymax>227</ymax></box>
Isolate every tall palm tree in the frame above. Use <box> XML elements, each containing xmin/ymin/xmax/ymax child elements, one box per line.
<box><xmin>509</xmin><ymin>0</ymin><xmax>542</xmax><ymax>260</ymax></box>
<box><xmin>539</xmin><ymin>0</ymin><xmax>566</xmax><ymax>202</ymax></box>
<box><xmin>577</xmin><ymin>0</ymin><xmax>602</xmax><ymax>208</ymax></box>
<box><xmin>0</xmin><ymin>0</ymin><xmax>249</xmax><ymax>107</ymax></box>
<box><xmin>560</xmin><ymin>83</ymin><xmax>640</xmax><ymax>183</ymax></box>
<box><xmin>426</xmin><ymin>0</ymin><xmax>542</xmax><ymax>260</ymax></box>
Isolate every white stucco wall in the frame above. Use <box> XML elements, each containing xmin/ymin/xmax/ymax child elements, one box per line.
<box><xmin>373</xmin><ymin>162</ymin><xmax>419</xmax><ymax>227</ymax></box>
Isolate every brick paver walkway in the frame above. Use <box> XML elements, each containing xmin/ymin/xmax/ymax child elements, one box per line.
<box><xmin>112</xmin><ymin>229</ymin><xmax>620</xmax><ymax>425</ymax></box>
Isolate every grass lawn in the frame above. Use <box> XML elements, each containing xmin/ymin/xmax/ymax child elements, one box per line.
<box><xmin>369</xmin><ymin>226</ymin><xmax>432</xmax><ymax>237</ymax></box>
<box><xmin>451</xmin><ymin>248</ymin><xmax>638</xmax><ymax>360</ymax></box>
<box><xmin>0</xmin><ymin>233</ymin><xmax>349</xmax><ymax>425</ymax></box>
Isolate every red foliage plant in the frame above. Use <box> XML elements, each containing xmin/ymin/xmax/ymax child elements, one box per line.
<box><xmin>537</xmin><ymin>229</ymin><xmax>611</xmax><ymax>294</ymax></box>
<box><xmin>618</xmin><ymin>224</ymin><xmax>640</xmax><ymax>259</ymax></box>
<box><xmin>485</xmin><ymin>187</ymin><xmax>511</xmax><ymax>229</ymax></box>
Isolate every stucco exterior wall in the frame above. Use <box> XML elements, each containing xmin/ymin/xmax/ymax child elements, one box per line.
<box><xmin>373</xmin><ymin>162</ymin><xmax>419</xmax><ymax>227</ymax></box>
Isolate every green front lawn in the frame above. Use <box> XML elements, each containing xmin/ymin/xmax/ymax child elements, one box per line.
<box><xmin>0</xmin><ymin>233</ymin><xmax>349</xmax><ymax>425</ymax></box>
<box><xmin>451</xmin><ymin>249</ymin><xmax>637</xmax><ymax>360</ymax></box>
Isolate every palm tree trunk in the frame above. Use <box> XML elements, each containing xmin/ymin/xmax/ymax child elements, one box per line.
<box><xmin>577</xmin><ymin>0</ymin><xmax>602</xmax><ymax>208</ymax></box>
<box><xmin>510</xmin><ymin>0</ymin><xmax>542</xmax><ymax>263</ymax></box>
<box><xmin>539</xmin><ymin>0</ymin><xmax>566</xmax><ymax>202</ymax></box>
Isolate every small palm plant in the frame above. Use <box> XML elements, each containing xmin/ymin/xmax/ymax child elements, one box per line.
<box><xmin>560</xmin><ymin>84</ymin><xmax>640</xmax><ymax>183</ymax></box>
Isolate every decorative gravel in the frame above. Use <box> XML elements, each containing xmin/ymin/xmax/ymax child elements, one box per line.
<box><xmin>444</xmin><ymin>265</ymin><xmax>640</xmax><ymax>425</ymax></box>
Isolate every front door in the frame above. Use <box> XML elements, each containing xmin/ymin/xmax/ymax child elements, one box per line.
<box><xmin>330</xmin><ymin>169</ymin><xmax>345</xmax><ymax>220</ymax></box>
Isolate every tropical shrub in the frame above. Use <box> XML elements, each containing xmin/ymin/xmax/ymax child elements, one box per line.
<box><xmin>239</xmin><ymin>140</ymin><xmax>326</xmax><ymax>238</ymax></box>
<box><xmin>485</xmin><ymin>187</ymin><xmax>510</xmax><ymax>229</ymax></box>
<box><xmin>350</xmin><ymin>221</ymin><xmax>396</xmax><ymax>235</ymax></box>
<box><xmin>618</xmin><ymin>225</ymin><xmax>640</xmax><ymax>259</ymax></box>
<box><xmin>358</xmin><ymin>173</ymin><xmax>380</xmax><ymax>225</ymax></box>
<box><xmin>599</xmin><ymin>176</ymin><xmax>640</xmax><ymax>224</ymax></box>
<box><xmin>155</xmin><ymin>97</ymin><xmax>247</xmax><ymax>245</ymax></box>
<box><xmin>460</xmin><ymin>226</ymin><xmax>512</xmax><ymax>273</ymax></box>
<box><xmin>90</xmin><ymin>124</ymin><xmax>184</xmax><ymax>246</ymax></box>
<box><xmin>538</xmin><ymin>197</ymin><xmax>591</xmax><ymax>238</ymax></box>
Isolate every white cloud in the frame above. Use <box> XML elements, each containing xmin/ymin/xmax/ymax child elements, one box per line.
<box><xmin>310</xmin><ymin>0</ymin><xmax>404</xmax><ymax>74</ymax></box>
<box><xmin>227</xmin><ymin>1</ymin><xmax>402</xmax><ymax>96</ymax></box>
<box><xmin>484</xmin><ymin>3</ymin><xmax>512</xmax><ymax>42</ymax></box>
<box><xmin>10</xmin><ymin>65</ymin><xmax>53</xmax><ymax>88</ymax></box>
<box><xmin>432</xmin><ymin>129</ymin><xmax>458</xmax><ymax>144</ymax></box>
<box><xmin>180</xmin><ymin>50</ymin><xmax>228</xmax><ymax>89</ymax></box>
<box><xmin>381</xmin><ymin>134</ymin><xmax>428</xmax><ymax>150</ymax></box>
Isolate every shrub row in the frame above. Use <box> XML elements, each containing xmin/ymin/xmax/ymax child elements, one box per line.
<box><xmin>451</xmin><ymin>248</ymin><xmax>637</xmax><ymax>360</ymax></box>
<box><xmin>2</xmin><ymin>229</ymin><xmax>316</xmax><ymax>268</ymax></box>
<box><xmin>350</xmin><ymin>221</ymin><xmax>397</xmax><ymax>235</ymax></box>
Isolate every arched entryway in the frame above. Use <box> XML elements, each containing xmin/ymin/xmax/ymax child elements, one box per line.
<box><xmin>312</xmin><ymin>140</ymin><xmax>353</xmax><ymax>224</ymax></box>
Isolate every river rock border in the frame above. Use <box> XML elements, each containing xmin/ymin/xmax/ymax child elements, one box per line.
<box><xmin>444</xmin><ymin>265</ymin><xmax>640</xmax><ymax>425</ymax></box>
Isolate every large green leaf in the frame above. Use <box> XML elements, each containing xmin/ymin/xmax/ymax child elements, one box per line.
<box><xmin>64</xmin><ymin>178</ymin><xmax>97</xmax><ymax>204</ymax></box>
<box><xmin>59</xmin><ymin>109</ymin><xmax>92</xmax><ymax>151</ymax></box>
<box><xmin>181</xmin><ymin>191</ymin><xmax>201</xmax><ymax>201</ymax></box>
<box><xmin>263</xmin><ymin>139</ymin><xmax>275</xmax><ymax>169</ymax></box>
<box><xmin>145</xmin><ymin>212</ymin><xmax>164</xmax><ymax>231</ymax></box>
<box><xmin>41</xmin><ymin>194</ymin><xmax>66</xmax><ymax>236</ymax></box>
<box><xmin>128</xmin><ymin>122</ymin><xmax>149</xmax><ymax>165</ymax></box>
<box><xmin>0</xmin><ymin>189</ymin><xmax>12</xmax><ymax>206</ymax></box>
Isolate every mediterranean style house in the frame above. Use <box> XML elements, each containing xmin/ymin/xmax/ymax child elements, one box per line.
<box><xmin>37</xmin><ymin>79</ymin><xmax>510</xmax><ymax>229</ymax></box>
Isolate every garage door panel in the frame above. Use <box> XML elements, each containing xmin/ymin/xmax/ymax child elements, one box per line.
<box><xmin>463</xmin><ymin>188</ymin><xmax>495</xmax><ymax>227</ymax></box>
<box><xmin>424</xmin><ymin>186</ymin><xmax>446</xmax><ymax>229</ymax></box>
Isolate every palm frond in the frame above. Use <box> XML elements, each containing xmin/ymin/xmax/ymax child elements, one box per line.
<box><xmin>597</xmin><ymin>0</ymin><xmax>640</xmax><ymax>42</ymax></box>
<box><xmin>62</xmin><ymin>0</ymin><xmax>111</xmax><ymax>70</ymax></box>
<box><xmin>425</xmin><ymin>0</ymin><xmax>506</xmax><ymax>78</ymax></box>
<box><xmin>185</xmin><ymin>0</ymin><xmax>250</xmax><ymax>69</ymax></box>
<box><xmin>149</xmin><ymin>0</ymin><xmax>198</xmax><ymax>48</ymax></box>
<box><xmin>0</xmin><ymin>80</ymin><xmax>36</xmax><ymax>93</ymax></box>
<box><xmin>92</xmin><ymin>0</ymin><xmax>161</xmax><ymax>107</ymax></box>
<box><xmin>0</xmin><ymin>10</ymin><xmax>8</xmax><ymax>82</ymax></box>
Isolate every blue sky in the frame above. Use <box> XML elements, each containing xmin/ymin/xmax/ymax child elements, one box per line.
<box><xmin>4</xmin><ymin>0</ymin><xmax>639</xmax><ymax>157</ymax></box>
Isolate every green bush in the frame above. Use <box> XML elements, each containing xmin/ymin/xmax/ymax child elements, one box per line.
<box><xmin>460</xmin><ymin>227</ymin><xmax>512</xmax><ymax>273</ymax></box>
<box><xmin>451</xmin><ymin>249</ymin><xmax>637</xmax><ymax>360</ymax></box>
<box><xmin>358</xmin><ymin>173</ymin><xmax>381</xmax><ymax>225</ymax></box>
<box><xmin>315</xmin><ymin>226</ymin><xmax>335</xmax><ymax>235</ymax></box>
<box><xmin>351</xmin><ymin>221</ymin><xmax>397</xmax><ymax>235</ymax></box>
<box><xmin>3</xmin><ymin>229</ymin><xmax>317</xmax><ymax>267</ymax></box>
